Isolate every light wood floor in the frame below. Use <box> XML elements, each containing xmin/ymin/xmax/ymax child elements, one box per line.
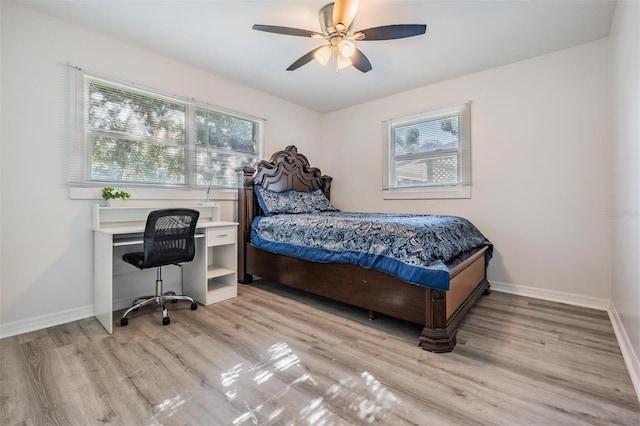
<box><xmin>1</xmin><ymin>281</ymin><xmax>639</xmax><ymax>425</ymax></box>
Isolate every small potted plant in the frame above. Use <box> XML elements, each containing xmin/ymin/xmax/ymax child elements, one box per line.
<box><xmin>101</xmin><ymin>186</ymin><xmax>131</xmax><ymax>207</ymax></box>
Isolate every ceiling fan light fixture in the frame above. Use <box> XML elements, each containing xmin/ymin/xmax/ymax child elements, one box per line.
<box><xmin>336</xmin><ymin>54</ymin><xmax>352</xmax><ymax>70</ymax></box>
<box><xmin>337</xmin><ymin>39</ymin><xmax>355</xmax><ymax>58</ymax></box>
<box><xmin>252</xmin><ymin>0</ymin><xmax>427</xmax><ymax>73</ymax></box>
<box><xmin>314</xmin><ymin>45</ymin><xmax>333</xmax><ymax>66</ymax></box>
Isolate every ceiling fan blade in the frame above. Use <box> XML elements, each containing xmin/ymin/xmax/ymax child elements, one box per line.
<box><xmin>357</xmin><ymin>24</ymin><xmax>427</xmax><ymax>41</ymax></box>
<box><xmin>351</xmin><ymin>48</ymin><xmax>372</xmax><ymax>73</ymax></box>
<box><xmin>333</xmin><ymin>0</ymin><xmax>359</xmax><ymax>30</ymax></box>
<box><xmin>252</xmin><ymin>24</ymin><xmax>322</xmax><ymax>38</ymax></box>
<box><xmin>287</xmin><ymin>47</ymin><xmax>324</xmax><ymax>71</ymax></box>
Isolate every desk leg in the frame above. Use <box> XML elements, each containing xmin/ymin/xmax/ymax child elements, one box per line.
<box><xmin>94</xmin><ymin>232</ymin><xmax>113</xmax><ymax>333</ymax></box>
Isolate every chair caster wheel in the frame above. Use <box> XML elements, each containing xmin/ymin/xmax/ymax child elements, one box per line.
<box><xmin>163</xmin><ymin>317</ymin><xmax>170</xmax><ymax>325</ymax></box>
<box><xmin>191</xmin><ymin>302</ymin><xmax>198</xmax><ymax>310</ymax></box>
<box><xmin>120</xmin><ymin>318</ymin><xmax>128</xmax><ymax>327</ymax></box>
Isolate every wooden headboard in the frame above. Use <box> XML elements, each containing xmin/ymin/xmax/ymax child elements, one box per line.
<box><xmin>239</xmin><ymin>145</ymin><xmax>332</xmax><ymax>223</ymax></box>
<box><xmin>246</xmin><ymin>145</ymin><xmax>331</xmax><ymax>194</ymax></box>
<box><xmin>237</xmin><ymin>145</ymin><xmax>333</xmax><ymax>282</ymax></box>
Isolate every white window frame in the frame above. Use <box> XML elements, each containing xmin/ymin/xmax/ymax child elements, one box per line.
<box><xmin>382</xmin><ymin>103</ymin><xmax>471</xmax><ymax>200</ymax></box>
<box><xmin>66</xmin><ymin>66</ymin><xmax>264</xmax><ymax>198</ymax></box>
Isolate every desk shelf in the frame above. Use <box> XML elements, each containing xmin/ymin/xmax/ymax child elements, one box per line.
<box><xmin>207</xmin><ymin>265</ymin><xmax>235</xmax><ymax>279</ymax></box>
<box><xmin>93</xmin><ymin>203</ymin><xmax>220</xmax><ymax>231</ymax></box>
<box><xmin>206</xmin><ymin>276</ymin><xmax>237</xmax><ymax>305</ymax></box>
<box><xmin>183</xmin><ymin>223</ymin><xmax>238</xmax><ymax>306</ymax></box>
<box><xmin>112</xmin><ymin>235</ymin><xmax>144</xmax><ymax>247</ymax></box>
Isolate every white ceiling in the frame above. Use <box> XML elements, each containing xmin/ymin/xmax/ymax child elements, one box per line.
<box><xmin>16</xmin><ymin>0</ymin><xmax>616</xmax><ymax>113</ymax></box>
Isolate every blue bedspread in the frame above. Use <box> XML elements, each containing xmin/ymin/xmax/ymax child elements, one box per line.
<box><xmin>251</xmin><ymin>212</ymin><xmax>492</xmax><ymax>290</ymax></box>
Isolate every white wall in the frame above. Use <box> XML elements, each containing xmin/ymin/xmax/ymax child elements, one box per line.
<box><xmin>0</xmin><ymin>1</ymin><xmax>628</xmax><ymax>353</ymax></box>
<box><xmin>609</xmin><ymin>0</ymin><xmax>640</xmax><ymax>392</ymax></box>
<box><xmin>0</xmin><ymin>2</ymin><xmax>323</xmax><ymax>334</ymax></box>
<box><xmin>324</xmin><ymin>40</ymin><xmax>611</xmax><ymax>303</ymax></box>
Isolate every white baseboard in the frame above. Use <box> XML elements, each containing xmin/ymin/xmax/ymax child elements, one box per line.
<box><xmin>490</xmin><ymin>280</ymin><xmax>639</xmax><ymax>403</ymax></box>
<box><xmin>607</xmin><ymin>302</ymin><xmax>640</xmax><ymax>403</ymax></box>
<box><xmin>489</xmin><ymin>280</ymin><xmax>610</xmax><ymax>310</ymax></box>
<box><xmin>0</xmin><ymin>291</ymin><xmax>183</xmax><ymax>340</ymax></box>
<box><xmin>0</xmin><ymin>305</ymin><xmax>94</xmax><ymax>339</ymax></box>
<box><xmin>113</xmin><ymin>296</ymin><xmax>138</xmax><ymax>312</ymax></box>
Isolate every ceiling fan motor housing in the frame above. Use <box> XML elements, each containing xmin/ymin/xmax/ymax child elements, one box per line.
<box><xmin>319</xmin><ymin>3</ymin><xmax>335</xmax><ymax>34</ymax></box>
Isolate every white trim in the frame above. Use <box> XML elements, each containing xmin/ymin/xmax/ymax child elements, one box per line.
<box><xmin>608</xmin><ymin>302</ymin><xmax>640</xmax><ymax>403</ymax></box>
<box><xmin>113</xmin><ymin>295</ymin><xmax>136</xmax><ymax>312</ymax></box>
<box><xmin>0</xmin><ymin>295</ymin><xmax>184</xmax><ymax>339</ymax></box>
<box><xmin>383</xmin><ymin>102</ymin><xmax>471</xmax><ymax>127</ymax></box>
<box><xmin>489</xmin><ymin>280</ymin><xmax>610</xmax><ymax>310</ymax></box>
<box><xmin>383</xmin><ymin>186</ymin><xmax>471</xmax><ymax>200</ymax></box>
<box><xmin>67</xmin><ymin>65</ymin><xmax>263</xmax><ymax>191</ymax></box>
<box><xmin>382</xmin><ymin>102</ymin><xmax>472</xmax><ymax>199</ymax></box>
<box><xmin>68</xmin><ymin>186</ymin><xmax>238</xmax><ymax>201</ymax></box>
<box><xmin>0</xmin><ymin>305</ymin><xmax>94</xmax><ymax>339</ymax></box>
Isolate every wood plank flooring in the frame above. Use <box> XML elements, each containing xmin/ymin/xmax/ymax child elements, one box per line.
<box><xmin>1</xmin><ymin>281</ymin><xmax>638</xmax><ymax>425</ymax></box>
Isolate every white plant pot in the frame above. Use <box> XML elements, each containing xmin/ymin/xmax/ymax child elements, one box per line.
<box><xmin>107</xmin><ymin>198</ymin><xmax>125</xmax><ymax>207</ymax></box>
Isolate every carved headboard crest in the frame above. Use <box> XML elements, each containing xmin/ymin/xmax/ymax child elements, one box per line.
<box><xmin>242</xmin><ymin>145</ymin><xmax>332</xmax><ymax>197</ymax></box>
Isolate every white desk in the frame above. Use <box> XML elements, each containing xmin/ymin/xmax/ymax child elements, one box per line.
<box><xmin>92</xmin><ymin>204</ymin><xmax>238</xmax><ymax>333</ymax></box>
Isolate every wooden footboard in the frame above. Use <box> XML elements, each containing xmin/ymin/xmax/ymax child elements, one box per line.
<box><xmin>420</xmin><ymin>247</ymin><xmax>490</xmax><ymax>352</ymax></box>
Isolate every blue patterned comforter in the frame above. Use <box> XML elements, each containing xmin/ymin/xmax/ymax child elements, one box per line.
<box><xmin>251</xmin><ymin>212</ymin><xmax>492</xmax><ymax>290</ymax></box>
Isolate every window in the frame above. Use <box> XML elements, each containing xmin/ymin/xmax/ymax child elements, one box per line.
<box><xmin>68</xmin><ymin>70</ymin><xmax>263</xmax><ymax>190</ymax></box>
<box><xmin>383</xmin><ymin>103</ymin><xmax>471</xmax><ymax>199</ymax></box>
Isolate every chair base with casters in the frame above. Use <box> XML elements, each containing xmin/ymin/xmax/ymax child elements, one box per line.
<box><xmin>119</xmin><ymin>208</ymin><xmax>201</xmax><ymax>327</ymax></box>
<box><xmin>120</xmin><ymin>266</ymin><xmax>198</xmax><ymax>327</ymax></box>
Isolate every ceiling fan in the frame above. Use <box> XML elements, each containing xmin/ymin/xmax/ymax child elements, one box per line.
<box><xmin>252</xmin><ymin>0</ymin><xmax>426</xmax><ymax>73</ymax></box>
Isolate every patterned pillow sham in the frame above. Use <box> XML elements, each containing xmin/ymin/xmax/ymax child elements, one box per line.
<box><xmin>254</xmin><ymin>184</ymin><xmax>338</xmax><ymax>215</ymax></box>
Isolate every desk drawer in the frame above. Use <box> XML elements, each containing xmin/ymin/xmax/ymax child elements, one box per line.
<box><xmin>207</xmin><ymin>227</ymin><xmax>236</xmax><ymax>246</ymax></box>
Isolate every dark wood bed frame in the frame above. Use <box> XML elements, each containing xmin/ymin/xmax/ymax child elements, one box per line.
<box><xmin>237</xmin><ymin>145</ymin><xmax>491</xmax><ymax>352</ymax></box>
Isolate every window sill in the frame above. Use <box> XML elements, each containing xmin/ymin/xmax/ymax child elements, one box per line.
<box><xmin>68</xmin><ymin>186</ymin><xmax>238</xmax><ymax>202</ymax></box>
<box><xmin>382</xmin><ymin>186</ymin><xmax>471</xmax><ymax>200</ymax></box>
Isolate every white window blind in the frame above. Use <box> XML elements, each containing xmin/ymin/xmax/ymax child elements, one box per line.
<box><xmin>194</xmin><ymin>108</ymin><xmax>260</xmax><ymax>188</ymax></box>
<box><xmin>67</xmin><ymin>67</ymin><xmax>263</xmax><ymax>190</ymax></box>
<box><xmin>383</xmin><ymin>103</ymin><xmax>471</xmax><ymax>199</ymax></box>
<box><xmin>86</xmin><ymin>78</ymin><xmax>188</xmax><ymax>185</ymax></box>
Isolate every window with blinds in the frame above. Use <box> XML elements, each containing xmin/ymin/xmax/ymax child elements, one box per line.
<box><xmin>383</xmin><ymin>103</ymin><xmax>471</xmax><ymax>199</ymax></box>
<box><xmin>69</xmin><ymin>71</ymin><xmax>263</xmax><ymax>190</ymax></box>
<box><xmin>194</xmin><ymin>108</ymin><xmax>259</xmax><ymax>188</ymax></box>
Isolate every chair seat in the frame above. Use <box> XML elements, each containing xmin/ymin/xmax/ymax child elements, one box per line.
<box><xmin>122</xmin><ymin>252</ymin><xmax>145</xmax><ymax>269</ymax></box>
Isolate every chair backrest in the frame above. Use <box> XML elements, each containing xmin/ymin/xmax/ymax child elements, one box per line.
<box><xmin>142</xmin><ymin>209</ymin><xmax>200</xmax><ymax>269</ymax></box>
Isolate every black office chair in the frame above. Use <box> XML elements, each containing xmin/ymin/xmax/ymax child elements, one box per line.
<box><xmin>120</xmin><ymin>209</ymin><xmax>200</xmax><ymax>327</ymax></box>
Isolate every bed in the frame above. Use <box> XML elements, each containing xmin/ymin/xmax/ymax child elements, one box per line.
<box><xmin>237</xmin><ymin>145</ymin><xmax>492</xmax><ymax>352</ymax></box>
